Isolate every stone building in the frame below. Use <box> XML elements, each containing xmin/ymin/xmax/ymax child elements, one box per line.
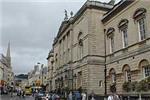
<box><xmin>48</xmin><ymin>0</ymin><xmax>113</xmax><ymax>95</ymax></box>
<box><xmin>47</xmin><ymin>0</ymin><xmax>150</xmax><ymax>96</ymax></box>
<box><xmin>28</xmin><ymin>64</ymin><xmax>48</xmax><ymax>87</ymax></box>
<box><xmin>47</xmin><ymin>49</ymin><xmax>54</xmax><ymax>91</ymax></box>
<box><xmin>0</xmin><ymin>43</ymin><xmax>14</xmax><ymax>87</ymax></box>
<box><xmin>102</xmin><ymin>0</ymin><xmax>150</xmax><ymax>95</ymax></box>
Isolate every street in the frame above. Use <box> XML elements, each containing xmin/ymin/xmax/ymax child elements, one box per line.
<box><xmin>0</xmin><ymin>95</ymin><xmax>34</xmax><ymax>100</ymax></box>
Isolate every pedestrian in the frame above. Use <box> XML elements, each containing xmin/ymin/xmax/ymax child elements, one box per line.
<box><xmin>89</xmin><ymin>90</ymin><xmax>95</xmax><ymax>100</ymax></box>
<box><xmin>52</xmin><ymin>93</ymin><xmax>56</xmax><ymax>100</ymax></box>
<box><xmin>81</xmin><ymin>92</ymin><xmax>86</xmax><ymax>100</ymax></box>
<box><xmin>10</xmin><ymin>87</ymin><xmax>13</xmax><ymax>97</ymax></box>
<box><xmin>108</xmin><ymin>93</ymin><xmax>120</xmax><ymax>100</ymax></box>
<box><xmin>76</xmin><ymin>91</ymin><xmax>81</xmax><ymax>100</ymax></box>
<box><xmin>68</xmin><ymin>91</ymin><xmax>73</xmax><ymax>100</ymax></box>
<box><xmin>1</xmin><ymin>85</ymin><xmax>4</xmax><ymax>95</ymax></box>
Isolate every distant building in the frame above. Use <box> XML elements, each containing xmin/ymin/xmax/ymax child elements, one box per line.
<box><xmin>0</xmin><ymin>43</ymin><xmax>14</xmax><ymax>87</ymax></box>
<box><xmin>28</xmin><ymin>64</ymin><xmax>48</xmax><ymax>86</ymax></box>
<box><xmin>47</xmin><ymin>49</ymin><xmax>54</xmax><ymax>91</ymax></box>
<box><xmin>14</xmin><ymin>74</ymin><xmax>28</xmax><ymax>88</ymax></box>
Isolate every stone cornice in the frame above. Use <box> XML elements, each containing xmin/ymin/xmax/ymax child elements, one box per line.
<box><xmin>106</xmin><ymin>44</ymin><xmax>150</xmax><ymax>64</ymax></box>
<box><xmin>53</xmin><ymin>1</ymin><xmax>112</xmax><ymax>46</ymax></box>
<box><xmin>102</xmin><ymin>0</ymin><xmax>134</xmax><ymax>23</ymax></box>
<box><xmin>107</xmin><ymin>37</ymin><xmax>150</xmax><ymax>57</ymax></box>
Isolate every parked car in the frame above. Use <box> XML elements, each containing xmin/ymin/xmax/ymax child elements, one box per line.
<box><xmin>73</xmin><ymin>91</ymin><xmax>81</xmax><ymax>100</ymax></box>
<box><xmin>35</xmin><ymin>91</ymin><xmax>46</xmax><ymax>100</ymax></box>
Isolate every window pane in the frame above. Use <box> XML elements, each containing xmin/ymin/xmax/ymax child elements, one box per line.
<box><xmin>127</xmin><ymin>71</ymin><xmax>131</xmax><ymax>82</ymax></box>
<box><xmin>138</xmin><ymin>18</ymin><xmax>146</xmax><ymax>40</ymax></box>
<box><xmin>122</xmin><ymin>28</ymin><xmax>128</xmax><ymax>48</ymax></box>
<box><xmin>110</xmin><ymin>36</ymin><xmax>114</xmax><ymax>53</ymax></box>
<box><xmin>112</xmin><ymin>73</ymin><xmax>116</xmax><ymax>83</ymax></box>
<box><xmin>144</xmin><ymin>65</ymin><xmax>150</xmax><ymax>77</ymax></box>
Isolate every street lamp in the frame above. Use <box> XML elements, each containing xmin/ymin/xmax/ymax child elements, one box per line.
<box><xmin>41</xmin><ymin>64</ymin><xmax>44</xmax><ymax>85</ymax></box>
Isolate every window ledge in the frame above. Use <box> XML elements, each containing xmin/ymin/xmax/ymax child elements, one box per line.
<box><xmin>138</xmin><ymin>39</ymin><xmax>146</xmax><ymax>45</ymax></box>
<box><xmin>122</xmin><ymin>47</ymin><xmax>128</xmax><ymax>53</ymax></box>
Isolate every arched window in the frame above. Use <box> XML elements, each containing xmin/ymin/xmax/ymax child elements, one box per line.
<box><xmin>133</xmin><ymin>8</ymin><xmax>147</xmax><ymax>41</ymax></box>
<box><xmin>133</xmin><ymin>8</ymin><xmax>146</xmax><ymax>19</ymax></box>
<box><xmin>99</xmin><ymin>80</ymin><xmax>103</xmax><ymax>87</ymax></box>
<box><xmin>78</xmin><ymin>32</ymin><xmax>83</xmax><ymax>46</ymax></box>
<box><xmin>139</xmin><ymin>59</ymin><xmax>150</xmax><ymax>78</ymax></box>
<box><xmin>122</xmin><ymin>64</ymin><xmax>131</xmax><ymax>82</ymax></box>
<box><xmin>109</xmin><ymin>68</ymin><xmax>116</xmax><ymax>83</ymax></box>
<box><xmin>107</xmin><ymin>27</ymin><xmax>115</xmax><ymax>53</ymax></box>
<box><xmin>78</xmin><ymin>32</ymin><xmax>83</xmax><ymax>59</ymax></box>
<box><xmin>118</xmin><ymin>19</ymin><xmax>129</xmax><ymax>48</ymax></box>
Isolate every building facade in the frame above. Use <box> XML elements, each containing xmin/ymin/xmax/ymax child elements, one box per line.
<box><xmin>14</xmin><ymin>74</ymin><xmax>28</xmax><ymax>88</ymax></box>
<box><xmin>47</xmin><ymin>49</ymin><xmax>54</xmax><ymax>91</ymax></box>
<box><xmin>28</xmin><ymin>64</ymin><xmax>48</xmax><ymax>87</ymax></box>
<box><xmin>48</xmin><ymin>0</ymin><xmax>113</xmax><ymax>95</ymax></box>
<box><xmin>102</xmin><ymin>0</ymin><xmax>150</xmax><ymax>95</ymax></box>
<box><xmin>47</xmin><ymin>0</ymin><xmax>150</xmax><ymax>96</ymax></box>
<box><xmin>0</xmin><ymin>43</ymin><xmax>14</xmax><ymax>87</ymax></box>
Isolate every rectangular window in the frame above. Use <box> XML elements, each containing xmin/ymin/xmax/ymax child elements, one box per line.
<box><xmin>110</xmin><ymin>36</ymin><xmax>114</xmax><ymax>53</ymax></box>
<box><xmin>144</xmin><ymin>65</ymin><xmax>150</xmax><ymax>77</ymax></box>
<box><xmin>138</xmin><ymin>17</ymin><xmax>146</xmax><ymax>41</ymax></box>
<box><xmin>121</xmin><ymin>28</ymin><xmax>128</xmax><ymax>48</ymax></box>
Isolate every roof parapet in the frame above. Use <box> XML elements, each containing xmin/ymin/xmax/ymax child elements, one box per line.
<box><xmin>53</xmin><ymin>0</ymin><xmax>113</xmax><ymax>46</ymax></box>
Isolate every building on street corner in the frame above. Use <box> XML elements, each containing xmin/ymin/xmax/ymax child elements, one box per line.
<box><xmin>47</xmin><ymin>49</ymin><xmax>54</xmax><ymax>92</ymax></box>
<box><xmin>47</xmin><ymin>0</ymin><xmax>150</xmax><ymax>98</ymax></box>
<box><xmin>102</xmin><ymin>0</ymin><xmax>150</xmax><ymax>96</ymax></box>
<box><xmin>0</xmin><ymin>42</ymin><xmax>14</xmax><ymax>88</ymax></box>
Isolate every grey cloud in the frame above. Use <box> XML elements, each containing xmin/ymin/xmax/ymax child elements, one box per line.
<box><xmin>1</xmin><ymin>1</ymin><xmax>84</xmax><ymax>74</ymax></box>
<box><xmin>1</xmin><ymin>0</ymin><xmax>120</xmax><ymax>74</ymax></box>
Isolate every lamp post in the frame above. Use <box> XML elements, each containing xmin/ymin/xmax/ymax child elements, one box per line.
<box><xmin>41</xmin><ymin>64</ymin><xmax>44</xmax><ymax>85</ymax></box>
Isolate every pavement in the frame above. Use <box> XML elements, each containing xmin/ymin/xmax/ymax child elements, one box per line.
<box><xmin>0</xmin><ymin>94</ymin><xmax>34</xmax><ymax>100</ymax></box>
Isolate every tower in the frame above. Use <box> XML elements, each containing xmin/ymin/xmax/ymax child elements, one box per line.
<box><xmin>6</xmin><ymin>42</ymin><xmax>11</xmax><ymax>67</ymax></box>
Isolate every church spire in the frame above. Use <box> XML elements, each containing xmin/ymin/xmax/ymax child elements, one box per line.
<box><xmin>6</xmin><ymin>42</ymin><xmax>11</xmax><ymax>67</ymax></box>
<box><xmin>6</xmin><ymin>42</ymin><xmax>11</xmax><ymax>58</ymax></box>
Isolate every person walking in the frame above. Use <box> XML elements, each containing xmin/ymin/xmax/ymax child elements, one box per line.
<box><xmin>89</xmin><ymin>91</ymin><xmax>95</xmax><ymax>100</ymax></box>
<box><xmin>10</xmin><ymin>86</ymin><xmax>13</xmax><ymax>97</ymax></box>
<box><xmin>108</xmin><ymin>93</ymin><xmax>120</xmax><ymax>100</ymax></box>
<box><xmin>68</xmin><ymin>91</ymin><xmax>73</xmax><ymax>100</ymax></box>
<box><xmin>81</xmin><ymin>92</ymin><xmax>86</xmax><ymax>100</ymax></box>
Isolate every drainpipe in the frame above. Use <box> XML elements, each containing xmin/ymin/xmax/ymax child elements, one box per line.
<box><xmin>104</xmin><ymin>29</ymin><xmax>107</xmax><ymax>96</ymax></box>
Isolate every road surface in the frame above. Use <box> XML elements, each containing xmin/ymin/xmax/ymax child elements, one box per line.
<box><xmin>0</xmin><ymin>94</ymin><xmax>34</xmax><ymax>100</ymax></box>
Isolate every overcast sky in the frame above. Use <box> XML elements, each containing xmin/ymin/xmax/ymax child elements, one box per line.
<box><xmin>0</xmin><ymin>0</ymin><xmax>120</xmax><ymax>75</ymax></box>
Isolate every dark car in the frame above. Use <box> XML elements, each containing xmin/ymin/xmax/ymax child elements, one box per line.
<box><xmin>73</xmin><ymin>91</ymin><xmax>81</xmax><ymax>100</ymax></box>
<box><xmin>35</xmin><ymin>91</ymin><xmax>46</xmax><ymax>100</ymax></box>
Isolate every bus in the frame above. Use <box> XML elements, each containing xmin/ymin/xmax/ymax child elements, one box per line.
<box><xmin>25</xmin><ymin>86</ymin><xmax>32</xmax><ymax>95</ymax></box>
